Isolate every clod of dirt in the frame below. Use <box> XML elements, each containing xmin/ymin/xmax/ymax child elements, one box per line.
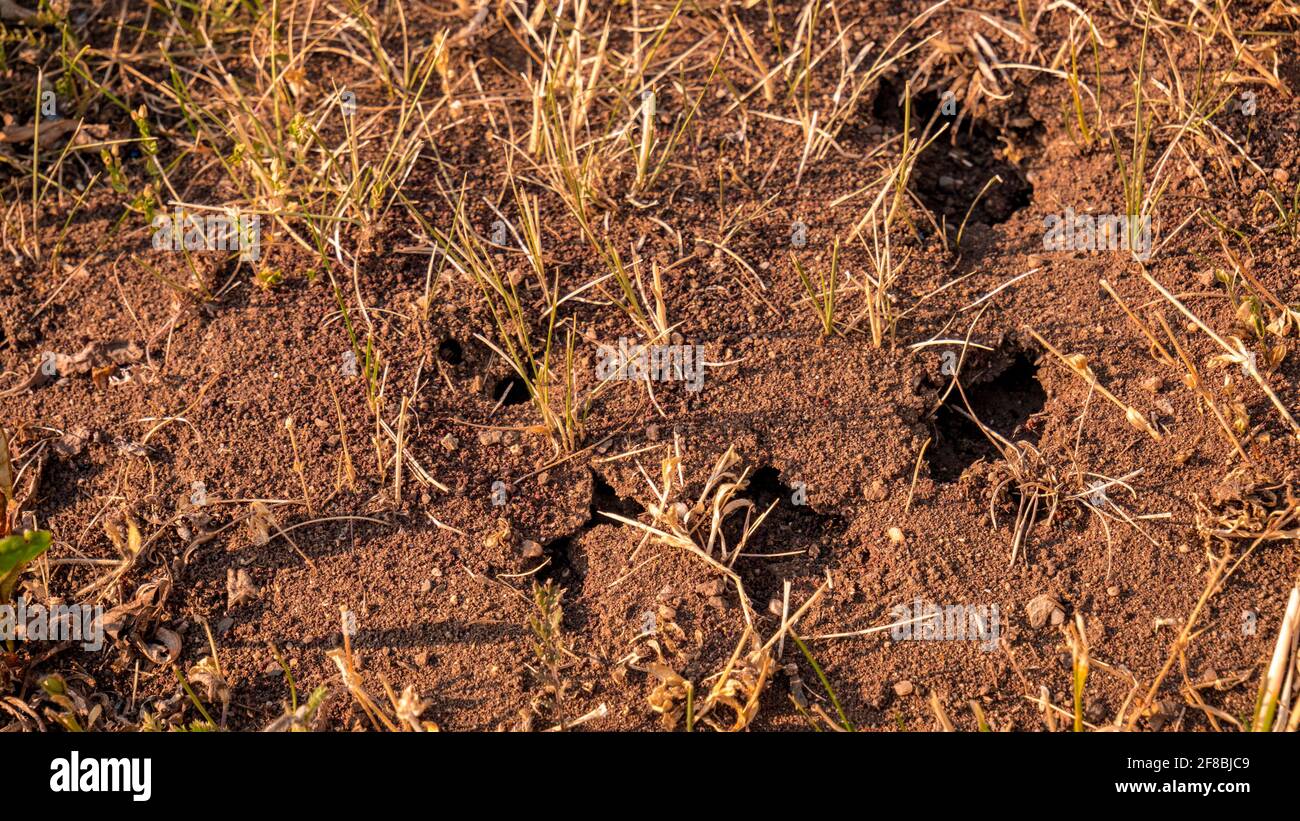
<box><xmin>226</xmin><ymin>567</ymin><xmax>259</xmax><ymax>609</ymax></box>
<box><xmin>52</xmin><ymin>426</ymin><xmax>91</xmax><ymax>457</ymax></box>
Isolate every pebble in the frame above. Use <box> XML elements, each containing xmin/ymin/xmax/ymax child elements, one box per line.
<box><xmin>1141</xmin><ymin>376</ymin><xmax>1163</xmax><ymax>393</ymax></box>
<box><xmin>1026</xmin><ymin>594</ymin><xmax>1065</xmax><ymax>629</ymax></box>
<box><xmin>440</xmin><ymin>434</ymin><xmax>459</xmax><ymax>451</ymax></box>
<box><xmin>887</xmin><ymin>526</ymin><xmax>905</xmax><ymax>545</ymax></box>
<box><xmin>521</xmin><ymin>539</ymin><xmax>544</xmax><ymax>559</ymax></box>
<box><xmin>893</xmin><ymin>680</ymin><xmax>914</xmax><ymax>697</ymax></box>
<box><xmin>863</xmin><ymin>480</ymin><xmax>887</xmax><ymax>501</ymax></box>
<box><xmin>419</xmin><ymin>579</ymin><xmax>433</xmax><ymax>594</ymax></box>
<box><xmin>1274</xmin><ymin>168</ymin><xmax>1290</xmax><ymax>184</ymax></box>
<box><xmin>1107</xmin><ymin>585</ymin><xmax>1120</xmax><ymax>598</ymax></box>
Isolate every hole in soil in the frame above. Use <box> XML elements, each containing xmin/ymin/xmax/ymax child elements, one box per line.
<box><xmin>927</xmin><ymin>346</ymin><xmax>1046</xmax><ymax>483</ymax></box>
<box><xmin>438</xmin><ymin>337</ymin><xmax>463</xmax><ymax>365</ymax></box>
<box><xmin>591</xmin><ymin>471</ymin><xmax>644</xmax><ymax>520</ymax></box>
<box><xmin>491</xmin><ymin>375</ymin><xmax>530</xmax><ymax>406</ymax></box>
<box><xmin>870</xmin><ymin>81</ymin><xmax>1033</xmax><ymax>227</ymax></box>
<box><xmin>748</xmin><ymin>465</ymin><xmax>800</xmax><ymax>509</ymax></box>
<box><xmin>745</xmin><ymin>465</ymin><xmax>835</xmax><ymax>537</ymax></box>
<box><xmin>727</xmin><ymin>465</ymin><xmax>848</xmax><ymax>606</ymax></box>
<box><xmin>538</xmin><ymin>471</ymin><xmax>644</xmax><ymax>584</ymax></box>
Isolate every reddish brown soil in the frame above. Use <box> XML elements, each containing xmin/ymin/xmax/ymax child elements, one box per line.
<box><xmin>2</xmin><ymin>0</ymin><xmax>1299</xmax><ymax>732</ymax></box>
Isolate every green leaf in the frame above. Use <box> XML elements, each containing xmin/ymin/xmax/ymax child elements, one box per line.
<box><xmin>0</xmin><ymin>529</ymin><xmax>53</xmax><ymax>601</ymax></box>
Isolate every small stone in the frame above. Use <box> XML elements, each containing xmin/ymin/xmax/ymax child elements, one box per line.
<box><xmin>863</xmin><ymin>480</ymin><xmax>887</xmax><ymax>501</ymax></box>
<box><xmin>1141</xmin><ymin>376</ymin><xmax>1163</xmax><ymax>393</ymax></box>
<box><xmin>887</xmin><ymin>527</ymin><xmax>905</xmax><ymax>545</ymax></box>
<box><xmin>440</xmin><ymin>434</ymin><xmax>459</xmax><ymax>451</ymax></box>
<box><xmin>508</xmin><ymin>444</ymin><xmax>522</xmax><ymax>456</ymax></box>
<box><xmin>478</xmin><ymin>429</ymin><xmax>501</xmax><ymax>446</ymax></box>
<box><xmin>1050</xmin><ymin>607</ymin><xmax>1066</xmax><ymax>626</ymax></box>
<box><xmin>521</xmin><ymin>539</ymin><xmax>544</xmax><ymax>559</ymax></box>
<box><xmin>420</xmin><ymin>579</ymin><xmax>433</xmax><ymax>594</ymax></box>
<box><xmin>537</xmin><ymin>471</ymin><xmax>550</xmax><ymax>486</ymax></box>
<box><xmin>646</xmin><ymin>424</ymin><xmax>661</xmax><ymax>441</ymax></box>
<box><xmin>1026</xmin><ymin>594</ymin><xmax>1064</xmax><ymax>629</ymax></box>
<box><xmin>216</xmin><ymin>616</ymin><xmax>234</xmax><ymax>634</ymax></box>
<box><xmin>1274</xmin><ymin>168</ymin><xmax>1290</xmax><ymax>184</ymax></box>
<box><xmin>1107</xmin><ymin>585</ymin><xmax>1120</xmax><ymax>598</ymax></box>
<box><xmin>893</xmin><ymin>680</ymin><xmax>914</xmax><ymax>697</ymax></box>
<box><xmin>707</xmin><ymin>595</ymin><xmax>727</xmax><ymax>610</ymax></box>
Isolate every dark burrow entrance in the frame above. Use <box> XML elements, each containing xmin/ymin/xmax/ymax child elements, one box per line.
<box><xmin>869</xmin><ymin>81</ymin><xmax>1035</xmax><ymax>229</ymax></box>
<box><xmin>539</xmin><ymin>471</ymin><xmax>643</xmax><ymax>586</ymax></box>
<box><xmin>926</xmin><ymin>345</ymin><xmax>1046</xmax><ymax>483</ymax></box>
<box><xmin>736</xmin><ymin>465</ymin><xmax>846</xmax><ymax>603</ymax></box>
<box><xmin>438</xmin><ymin>337</ymin><xmax>464</xmax><ymax>365</ymax></box>
<box><xmin>491</xmin><ymin>374</ymin><xmax>531</xmax><ymax>406</ymax></box>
